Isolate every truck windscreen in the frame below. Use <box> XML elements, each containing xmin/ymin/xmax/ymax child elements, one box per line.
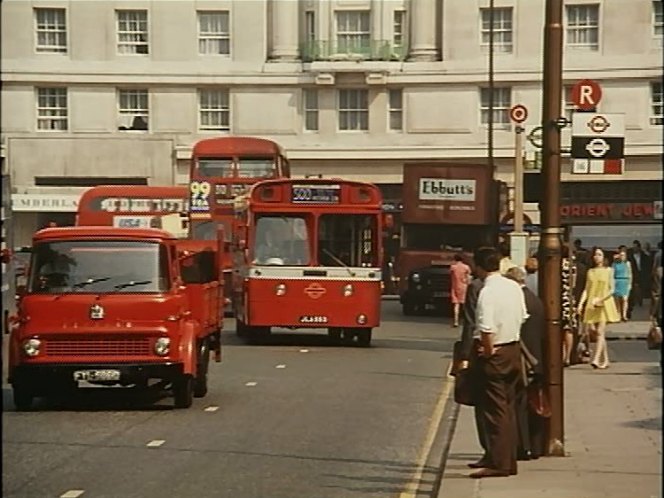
<box><xmin>29</xmin><ymin>240</ymin><xmax>169</xmax><ymax>293</ymax></box>
<box><xmin>403</xmin><ymin>224</ymin><xmax>492</xmax><ymax>252</ymax></box>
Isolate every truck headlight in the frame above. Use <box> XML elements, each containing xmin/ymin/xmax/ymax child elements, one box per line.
<box><xmin>411</xmin><ymin>273</ymin><xmax>421</xmax><ymax>283</ymax></box>
<box><xmin>343</xmin><ymin>284</ymin><xmax>354</xmax><ymax>297</ymax></box>
<box><xmin>154</xmin><ymin>337</ymin><xmax>170</xmax><ymax>356</ymax></box>
<box><xmin>22</xmin><ymin>338</ymin><xmax>41</xmax><ymax>357</ymax></box>
<box><xmin>275</xmin><ymin>283</ymin><xmax>287</xmax><ymax>296</ymax></box>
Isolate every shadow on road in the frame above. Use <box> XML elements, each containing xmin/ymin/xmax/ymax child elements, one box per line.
<box><xmin>2</xmin><ymin>385</ymin><xmax>177</xmax><ymax>413</ymax></box>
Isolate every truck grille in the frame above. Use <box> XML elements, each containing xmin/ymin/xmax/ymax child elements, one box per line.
<box><xmin>426</xmin><ymin>273</ymin><xmax>449</xmax><ymax>290</ymax></box>
<box><xmin>45</xmin><ymin>338</ymin><xmax>152</xmax><ymax>357</ymax></box>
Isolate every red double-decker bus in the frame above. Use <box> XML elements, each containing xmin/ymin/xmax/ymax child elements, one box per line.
<box><xmin>232</xmin><ymin>178</ymin><xmax>383</xmax><ymax>346</ymax></box>
<box><xmin>76</xmin><ymin>186</ymin><xmax>189</xmax><ymax>237</ymax></box>
<box><xmin>188</xmin><ymin>136</ymin><xmax>290</xmax><ymax>241</ymax></box>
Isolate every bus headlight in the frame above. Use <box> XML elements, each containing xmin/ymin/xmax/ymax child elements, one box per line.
<box><xmin>22</xmin><ymin>338</ymin><xmax>41</xmax><ymax>357</ymax></box>
<box><xmin>411</xmin><ymin>273</ymin><xmax>421</xmax><ymax>283</ymax></box>
<box><xmin>356</xmin><ymin>314</ymin><xmax>367</xmax><ymax>325</ymax></box>
<box><xmin>154</xmin><ymin>337</ymin><xmax>170</xmax><ymax>356</ymax></box>
<box><xmin>343</xmin><ymin>284</ymin><xmax>354</xmax><ymax>297</ymax></box>
<box><xmin>275</xmin><ymin>283</ymin><xmax>287</xmax><ymax>296</ymax></box>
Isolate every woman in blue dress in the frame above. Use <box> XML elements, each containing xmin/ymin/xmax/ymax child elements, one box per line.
<box><xmin>612</xmin><ymin>246</ymin><xmax>632</xmax><ymax>322</ymax></box>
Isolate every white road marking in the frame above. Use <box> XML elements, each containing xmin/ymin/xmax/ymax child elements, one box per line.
<box><xmin>245</xmin><ymin>381</ymin><xmax>257</xmax><ymax>387</ymax></box>
<box><xmin>60</xmin><ymin>490</ymin><xmax>85</xmax><ymax>498</ymax></box>
<box><xmin>146</xmin><ymin>440</ymin><xmax>165</xmax><ymax>448</ymax></box>
<box><xmin>399</xmin><ymin>363</ymin><xmax>454</xmax><ymax>498</ymax></box>
<box><xmin>275</xmin><ymin>364</ymin><xmax>286</xmax><ymax>369</ymax></box>
<box><xmin>299</xmin><ymin>349</ymin><xmax>309</xmax><ymax>353</ymax></box>
<box><xmin>204</xmin><ymin>406</ymin><xmax>219</xmax><ymax>412</ymax></box>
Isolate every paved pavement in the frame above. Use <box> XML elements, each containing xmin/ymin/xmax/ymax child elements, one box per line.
<box><xmin>438</xmin><ymin>343</ymin><xmax>662</xmax><ymax>498</ymax></box>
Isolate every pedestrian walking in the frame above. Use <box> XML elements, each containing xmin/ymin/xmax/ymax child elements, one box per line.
<box><xmin>561</xmin><ymin>245</ymin><xmax>578</xmax><ymax>367</ymax></box>
<box><xmin>524</xmin><ymin>256</ymin><xmax>539</xmax><ymax>296</ymax></box>
<box><xmin>469</xmin><ymin>247</ymin><xmax>528</xmax><ymax>478</ymax></box>
<box><xmin>459</xmin><ymin>272</ymin><xmax>489</xmax><ymax>469</ymax></box>
<box><xmin>572</xmin><ymin>249</ymin><xmax>590</xmax><ymax>364</ymax></box>
<box><xmin>628</xmin><ymin>240</ymin><xmax>652</xmax><ymax>314</ymax></box>
<box><xmin>612</xmin><ymin>246</ymin><xmax>632</xmax><ymax>322</ymax></box>
<box><xmin>577</xmin><ymin>247</ymin><xmax>621</xmax><ymax>370</ymax></box>
<box><xmin>450</xmin><ymin>253</ymin><xmax>471</xmax><ymax>327</ymax></box>
<box><xmin>504</xmin><ymin>266</ymin><xmax>545</xmax><ymax>460</ymax></box>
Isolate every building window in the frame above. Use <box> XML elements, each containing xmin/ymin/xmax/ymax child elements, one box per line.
<box><xmin>35</xmin><ymin>8</ymin><xmax>67</xmax><ymax>53</ymax></box>
<box><xmin>654</xmin><ymin>1</ymin><xmax>663</xmax><ymax>37</ymax></box>
<box><xmin>117</xmin><ymin>10</ymin><xmax>149</xmax><ymax>55</ymax></box>
<box><xmin>480</xmin><ymin>87</ymin><xmax>511</xmax><ymax>127</ymax></box>
<box><xmin>303</xmin><ymin>89</ymin><xmax>319</xmax><ymax>132</ymax></box>
<box><xmin>480</xmin><ymin>7</ymin><xmax>513</xmax><ymax>53</ymax></box>
<box><xmin>305</xmin><ymin>11</ymin><xmax>316</xmax><ymax>44</ymax></box>
<box><xmin>36</xmin><ymin>88</ymin><xmax>68</xmax><ymax>131</ymax></box>
<box><xmin>118</xmin><ymin>90</ymin><xmax>149</xmax><ymax>131</ymax></box>
<box><xmin>199</xmin><ymin>90</ymin><xmax>230</xmax><ymax>131</ymax></box>
<box><xmin>336</xmin><ymin>11</ymin><xmax>371</xmax><ymax>54</ymax></box>
<box><xmin>198</xmin><ymin>11</ymin><xmax>230</xmax><ymax>55</ymax></box>
<box><xmin>565</xmin><ymin>4</ymin><xmax>599</xmax><ymax>50</ymax></box>
<box><xmin>389</xmin><ymin>89</ymin><xmax>403</xmax><ymax>131</ymax></box>
<box><xmin>393</xmin><ymin>10</ymin><xmax>406</xmax><ymax>48</ymax></box>
<box><xmin>338</xmin><ymin>89</ymin><xmax>369</xmax><ymax>131</ymax></box>
<box><xmin>651</xmin><ymin>82</ymin><xmax>663</xmax><ymax>126</ymax></box>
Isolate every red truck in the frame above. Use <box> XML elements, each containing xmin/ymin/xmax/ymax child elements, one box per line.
<box><xmin>397</xmin><ymin>162</ymin><xmax>504</xmax><ymax>315</ymax></box>
<box><xmin>7</xmin><ymin>226</ymin><xmax>224</xmax><ymax>410</ymax></box>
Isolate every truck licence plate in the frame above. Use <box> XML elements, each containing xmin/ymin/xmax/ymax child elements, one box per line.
<box><xmin>73</xmin><ymin>369</ymin><xmax>121</xmax><ymax>382</ymax></box>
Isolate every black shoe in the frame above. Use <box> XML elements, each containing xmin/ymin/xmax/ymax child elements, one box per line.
<box><xmin>517</xmin><ymin>450</ymin><xmax>532</xmax><ymax>461</ymax></box>
<box><xmin>467</xmin><ymin>458</ymin><xmax>490</xmax><ymax>469</ymax></box>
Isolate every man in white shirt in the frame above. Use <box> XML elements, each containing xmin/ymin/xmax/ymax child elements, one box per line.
<box><xmin>470</xmin><ymin>246</ymin><xmax>529</xmax><ymax>478</ymax></box>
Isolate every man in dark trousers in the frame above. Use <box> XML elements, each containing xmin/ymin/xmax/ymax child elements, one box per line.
<box><xmin>505</xmin><ymin>267</ymin><xmax>545</xmax><ymax>460</ymax></box>
<box><xmin>470</xmin><ymin>247</ymin><xmax>528</xmax><ymax>478</ymax></box>
<box><xmin>459</xmin><ymin>271</ymin><xmax>488</xmax><ymax>468</ymax></box>
<box><xmin>628</xmin><ymin>240</ymin><xmax>652</xmax><ymax>317</ymax></box>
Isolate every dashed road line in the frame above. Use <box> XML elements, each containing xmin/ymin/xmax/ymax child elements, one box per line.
<box><xmin>204</xmin><ymin>406</ymin><xmax>219</xmax><ymax>412</ymax></box>
<box><xmin>245</xmin><ymin>381</ymin><xmax>257</xmax><ymax>387</ymax></box>
<box><xmin>60</xmin><ymin>490</ymin><xmax>85</xmax><ymax>498</ymax></box>
<box><xmin>146</xmin><ymin>440</ymin><xmax>165</xmax><ymax>448</ymax></box>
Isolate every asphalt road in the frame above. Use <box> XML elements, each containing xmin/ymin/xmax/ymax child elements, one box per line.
<box><xmin>2</xmin><ymin>301</ymin><xmax>459</xmax><ymax>498</ymax></box>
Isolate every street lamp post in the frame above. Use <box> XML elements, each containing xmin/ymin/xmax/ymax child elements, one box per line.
<box><xmin>539</xmin><ymin>0</ymin><xmax>565</xmax><ymax>457</ymax></box>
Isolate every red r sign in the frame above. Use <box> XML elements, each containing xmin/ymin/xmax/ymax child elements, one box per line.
<box><xmin>571</xmin><ymin>79</ymin><xmax>602</xmax><ymax>111</ymax></box>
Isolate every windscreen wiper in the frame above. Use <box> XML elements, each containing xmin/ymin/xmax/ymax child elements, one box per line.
<box><xmin>112</xmin><ymin>280</ymin><xmax>153</xmax><ymax>292</ymax></box>
<box><xmin>52</xmin><ymin>277</ymin><xmax>111</xmax><ymax>300</ymax></box>
<box><xmin>322</xmin><ymin>248</ymin><xmax>355</xmax><ymax>277</ymax></box>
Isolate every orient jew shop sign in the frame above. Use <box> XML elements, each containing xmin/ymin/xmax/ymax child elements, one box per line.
<box><xmin>560</xmin><ymin>202</ymin><xmax>660</xmax><ymax>223</ymax></box>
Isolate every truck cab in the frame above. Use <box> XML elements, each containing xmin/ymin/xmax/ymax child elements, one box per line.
<box><xmin>7</xmin><ymin>227</ymin><xmax>223</xmax><ymax>410</ymax></box>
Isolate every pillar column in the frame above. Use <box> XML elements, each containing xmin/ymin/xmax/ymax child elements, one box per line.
<box><xmin>408</xmin><ymin>0</ymin><xmax>437</xmax><ymax>61</ymax></box>
<box><xmin>270</xmin><ymin>0</ymin><xmax>300</xmax><ymax>61</ymax></box>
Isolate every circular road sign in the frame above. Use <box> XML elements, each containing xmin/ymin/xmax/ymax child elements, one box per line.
<box><xmin>585</xmin><ymin>137</ymin><xmax>610</xmax><ymax>158</ymax></box>
<box><xmin>587</xmin><ymin>115</ymin><xmax>611</xmax><ymax>133</ymax></box>
<box><xmin>571</xmin><ymin>79</ymin><xmax>602</xmax><ymax>111</ymax></box>
<box><xmin>510</xmin><ymin>104</ymin><xmax>528</xmax><ymax>123</ymax></box>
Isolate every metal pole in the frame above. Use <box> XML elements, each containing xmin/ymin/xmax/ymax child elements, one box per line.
<box><xmin>488</xmin><ymin>0</ymin><xmax>495</xmax><ymax>173</ymax></box>
<box><xmin>514</xmin><ymin>125</ymin><xmax>524</xmax><ymax>233</ymax></box>
<box><xmin>539</xmin><ymin>0</ymin><xmax>565</xmax><ymax>457</ymax></box>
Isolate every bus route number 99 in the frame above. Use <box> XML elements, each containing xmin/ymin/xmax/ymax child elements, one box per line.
<box><xmin>190</xmin><ymin>181</ymin><xmax>211</xmax><ymax>211</ymax></box>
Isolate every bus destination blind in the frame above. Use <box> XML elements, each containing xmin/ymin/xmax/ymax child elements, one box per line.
<box><xmin>291</xmin><ymin>185</ymin><xmax>340</xmax><ymax>204</ymax></box>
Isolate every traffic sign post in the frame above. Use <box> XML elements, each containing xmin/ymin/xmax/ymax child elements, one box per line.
<box><xmin>509</xmin><ymin>104</ymin><xmax>528</xmax><ymax>265</ymax></box>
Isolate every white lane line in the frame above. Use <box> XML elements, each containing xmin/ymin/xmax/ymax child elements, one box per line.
<box><xmin>204</xmin><ymin>406</ymin><xmax>220</xmax><ymax>412</ymax></box>
<box><xmin>60</xmin><ymin>490</ymin><xmax>85</xmax><ymax>498</ymax></box>
<box><xmin>146</xmin><ymin>440</ymin><xmax>165</xmax><ymax>448</ymax></box>
<box><xmin>299</xmin><ymin>349</ymin><xmax>309</xmax><ymax>353</ymax></box>
<box><xmin>245</xmin><ymin>381</ymin><xmax>257</xmax><ymax>387</ymax></box>
<box><xmin>275</xmin><ymin>364</ymin><xmax>286</xmax><ymax>369</ymax></box>
<box><xmin>399</xmin><ymin>363</ymin><xmax>454</xmax><ymax>498</ymax></box>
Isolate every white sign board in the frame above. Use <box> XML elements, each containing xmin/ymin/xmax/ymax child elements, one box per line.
<box><xmin>571</xmin><ymin>113</ymin><xmax>625</xmax><ymax>137</ymax></box>
<box><xmin>12</xmin><ymin>194</ymin><xmax>79</xmax><ymax>212</ymax></box>
<box><xmin>418</xmin><ymin>179</ymin><xmax>476</xmax><ymax>202</ymax></box>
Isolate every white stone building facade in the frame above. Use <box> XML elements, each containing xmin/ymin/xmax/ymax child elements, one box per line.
<box><xmin>1</xmin><ymin>0</ymin><xmax>662</xmax><ymax>247</ymax></box>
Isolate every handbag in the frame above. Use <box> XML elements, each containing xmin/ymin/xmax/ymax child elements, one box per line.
<box><xmin>527</xmin><ymin>382</ymin><xmax>551</xmax><ymax>418</ymax></box>
<box><xmin>450</xmin><ymin>340</ymin><xmax>466</xmax><ymax>377</ymax></box>
<box><xmin>454</xmin><ymin>367</ymin><xmax>477</xmax><ymax>407</ymax></box>
<box><xmin>646</xmin><ymin>323</ymin><xmax>662</xmax><ymax>350</ymax></box>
